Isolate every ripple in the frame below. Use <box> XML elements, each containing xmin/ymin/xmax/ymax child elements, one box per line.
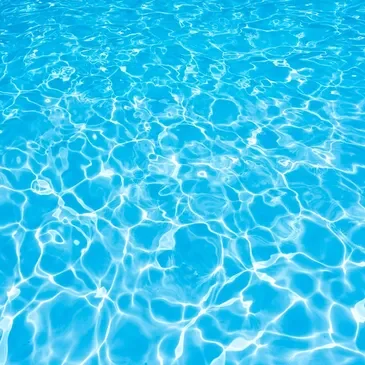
<box><xmin>1</xmin><ymin>0</ymin><xmax>365</xmax><ymax>364</ymax></box>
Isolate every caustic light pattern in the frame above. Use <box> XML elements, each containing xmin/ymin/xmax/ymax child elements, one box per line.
<box><xmin>1</xmin><ymin>0</ymin><xmax>365</xmax><ymax>364</ymax></box>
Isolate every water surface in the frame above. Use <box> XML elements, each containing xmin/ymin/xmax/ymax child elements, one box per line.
<box><xmin>1</xmin><ymin>0</ymin><xmax>365</xmax><ymax>364</ymax></box>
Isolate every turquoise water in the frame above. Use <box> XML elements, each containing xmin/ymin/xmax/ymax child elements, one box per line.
<box><xmin>1</xmin><ymin>0</ymin><xmax>365</xmax><ymax>364</ymax></box>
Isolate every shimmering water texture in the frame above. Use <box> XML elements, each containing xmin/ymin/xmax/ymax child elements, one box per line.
<box><xmin>1</xmin><ymin>0</ymin><xmax>365</xmax><ymax>364</ymax></box>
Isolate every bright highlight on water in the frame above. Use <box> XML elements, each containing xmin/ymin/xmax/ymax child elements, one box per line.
<box><xmin>1</xmin><ymin>0</ymin><xmax>365</xmax><ymax>364</ymax></box>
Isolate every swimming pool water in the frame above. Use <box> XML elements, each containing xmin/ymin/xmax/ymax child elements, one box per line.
<box><xmin>1</xmin><ymin>0</ymin><xmax>365</xmax><ymax>364</ymax></box>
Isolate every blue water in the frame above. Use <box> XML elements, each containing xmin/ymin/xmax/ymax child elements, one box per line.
<box><xmin>1</xmin><ymin>0</ymin><xmax>365</xmax><ymax>364</ymax></box>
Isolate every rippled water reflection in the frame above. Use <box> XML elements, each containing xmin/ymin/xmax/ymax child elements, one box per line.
<box><xmin>1</xmin><ymin>0</ymin><xmax>365</xmax><ymax>364</ymax></box>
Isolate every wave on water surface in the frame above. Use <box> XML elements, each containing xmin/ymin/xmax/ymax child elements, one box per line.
<box><xmin>1</xmin><ymin>0</ymin><xmax>365</xmax><ymax>364</ymax></box>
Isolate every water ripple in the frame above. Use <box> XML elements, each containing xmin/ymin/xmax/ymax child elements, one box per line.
<box><xmin>1</xmin><ymin>0</ymin><xmax>365</xmax><ymax>364</ymax></box>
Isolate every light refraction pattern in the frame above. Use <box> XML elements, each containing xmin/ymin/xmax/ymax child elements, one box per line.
<box><xmin>1</xmin><ymin>0</ymin><xmax>365</xmax><ymax>364</ymax></box>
